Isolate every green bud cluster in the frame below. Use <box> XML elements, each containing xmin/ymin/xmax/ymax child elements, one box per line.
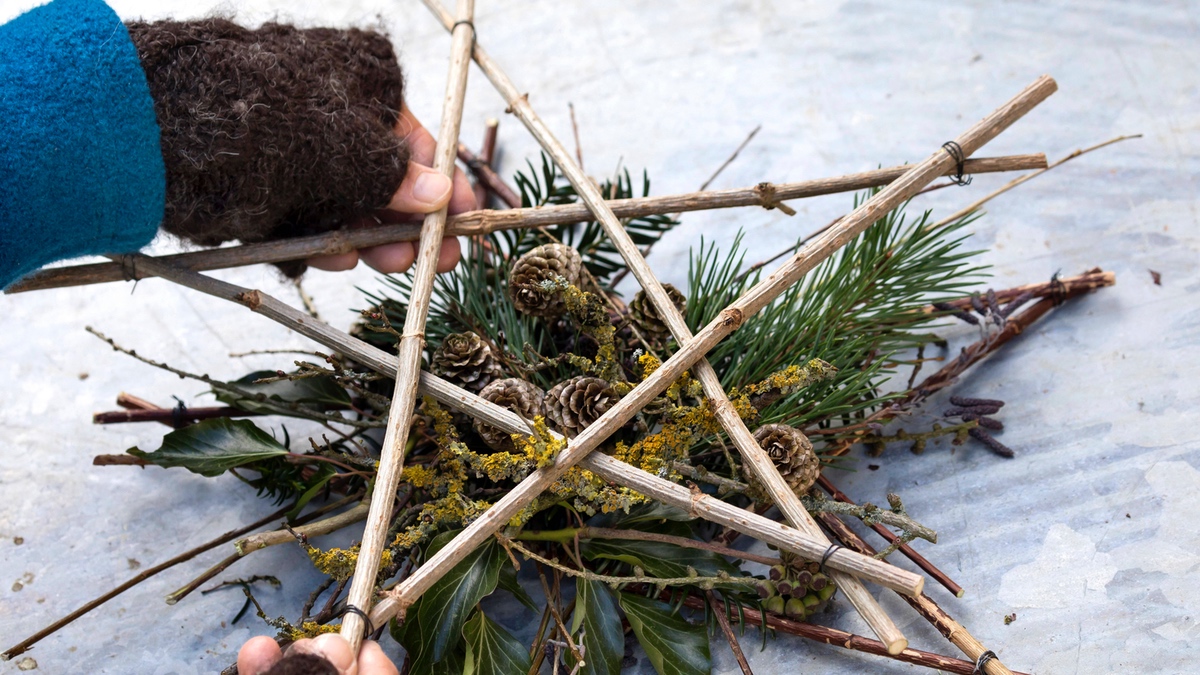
<box><xmin>757</xmin><ymin>559</ymin><xmax>837</xmax><ymax>620</ymax></box>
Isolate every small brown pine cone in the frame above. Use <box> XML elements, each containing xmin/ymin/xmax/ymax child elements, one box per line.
<box><xmin>474</xmin><ymin>378</ymin><xmax>546</xmax><ymax>451</ymax></box>
<box><xmin>745</xmin><ymin>423</ymin><xmax>820</xmax><ymax>495</ymax></box>
<box><xmin>430</xmin><ymin>332</ymin><xmax>503</xmax><ymax>393</ymax></box>
<box><xmin>509</xmin><ymin>243</ymin><xmax>583</xmax><ymax>317</ymax></box>
<box><xmin>544</xmin><ymin>376</ymin><xmax>618</xmax><ymax>437</ymax></box>
<box><xmin>628</xmin><ymin>283</ymin><xmax>687</xmax><ymax>340</ymax></box>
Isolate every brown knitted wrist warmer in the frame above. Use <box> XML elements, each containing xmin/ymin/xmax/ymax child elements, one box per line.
<box><xmin>125</xmin><ymin>19</ymin><xmax>410</xmax><ymax>276</ymax></box>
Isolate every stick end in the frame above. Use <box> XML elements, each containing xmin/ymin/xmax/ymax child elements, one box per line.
<box><xmin>886</xmin><ymin>637</ymin><xmax>910</xmax><ymax>655</ymax></box>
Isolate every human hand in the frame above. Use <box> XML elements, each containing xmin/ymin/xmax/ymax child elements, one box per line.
<box><xmin>237</xmin><ymin>634</ymin><xmax>398</xmax><ymax>675</ymax></box>
<box><xmin>306</xmin><ymin>105</ymin><xmax>476</xmax><ymax>276</ymax></box>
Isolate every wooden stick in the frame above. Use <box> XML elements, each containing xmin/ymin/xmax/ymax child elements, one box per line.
<box><xmin>92</xmin><ymin>405</ymin><xmax>255</xmax><ymax>425</ymax></box>
<box><xmin>338</xmin><ymin>0</ymin><xmax>475</xmax><ymax>652</ymax></box>
<box><xmin>114</xmin><ymin>257</ymin><xmax>924</xmax><ymax>600</ymax></box>
<box><xmin>816</xmin><ymin>475</ymin><xmax>964</xmax><ymax>598</ymax></box>
<box><xmin>679</xmin><ymin>593</ymin><xmax>1029</xmax><ymax>675</ymax></box>
<box><xmin>932</xmin><ymin>133</ymin><xmax>1141</xmax><ymax>228</ymax></box>
<box><xmin>922</xmin><ymin>269</ymin><xmax>1115</xmax><ymax>313</ymax></box>
<box><xmin>816</xmin><ymin>511</ymin><xmax>1017</xmax><ymax>675</ymax></box>
<box><xmin>423</xmin><ymin>0</ymin><xmax>1050</xmax><ymax>652</ymax></box>
<box><xmin>707</xmin><ymin>589</ymin><xmax>754</xmax><ymax>675</ymax></box>
<box><xmin>1</xmin><ymin>154</ymin><xmax>1044</xmax><ymax>294</ymax></box>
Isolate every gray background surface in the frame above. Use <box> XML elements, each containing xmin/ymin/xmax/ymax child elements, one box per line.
<box><xmin>1</xmin><ymin>0</ymin><xmax>1197</xmax><ymax>673</ymax></box>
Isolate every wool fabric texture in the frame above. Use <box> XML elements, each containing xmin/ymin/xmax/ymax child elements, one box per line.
<box><xmin>0</xmin><ymin>0</ymin><xmax>164</xmax><ymax>289</ymax></box>
<box><xmin>125</xmin><ymin>18</ymin><xmax>410</xmax><ymax>277</ymax></box>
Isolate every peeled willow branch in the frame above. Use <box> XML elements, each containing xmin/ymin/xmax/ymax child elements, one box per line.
<box><xmin>2</xmin><ymin>153</ymin><xmax>1044</xmax><ymax>294</ymax></box>
<box><xmin>338</xmin><ymin>0</ymin><xmax>475</xmax><ymax>651</ymax></box>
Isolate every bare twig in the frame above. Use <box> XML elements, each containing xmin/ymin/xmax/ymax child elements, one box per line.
<box><xmin>678</xmin><ymin>593</ymin><xmax>1029</xmax><ymax>675</ymax></box>
<box><xmin>698</xmin><ymin>125</ymin><xmax>761</xmax><ymax>192</ymax></box>
<box><xmin>816</xmin><ymin>511</ymin><xmax>1015</xmax><ymax>675</ymax></box>
<box><xmin>932</xmin><ymin>134</ymin><xmax>1141</xmax><ymax>227</ymax></box>
<box><xmin>707</xmin><ymin>590</ymin><xmax>754</xmax><ymax>675</ymax></box>
<box><xmin>0</xmin><ymin>505</ymin><xmax>290</xmax><ymax>661</ymax></box>
<box><xmin>4</xmin><ymin>154</ymin><xmax>1046</xmax><ymax>294</ymax></box>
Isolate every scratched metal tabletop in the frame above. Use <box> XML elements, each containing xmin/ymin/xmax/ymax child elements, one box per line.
<box><xmin>1</xmin><ymin>1</ymin><xmax>1196</xmax><ymax>672</ymax></box>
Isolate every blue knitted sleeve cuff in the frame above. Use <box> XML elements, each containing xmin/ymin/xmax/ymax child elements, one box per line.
<box><xmin>0</xmin><ymin>0</ymin><xmax>164</xmax><ymax>289</ymax></box>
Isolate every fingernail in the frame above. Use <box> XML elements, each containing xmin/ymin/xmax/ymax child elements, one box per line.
<box><xmin>413</xmin><ymin>170</ymin><xmax>452</xmax><ymax>204</ymax></box>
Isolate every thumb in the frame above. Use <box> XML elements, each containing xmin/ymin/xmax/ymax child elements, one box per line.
<box><xmin>388</xmin><ymin>162</ymin><xmax>453</xmax><ymax>213</ymax></box>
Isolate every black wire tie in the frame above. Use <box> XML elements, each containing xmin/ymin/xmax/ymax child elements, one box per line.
<box><xmin>941</xmin><ymin>141</ymin><xmax>973</xmax><ymax>186</ymax></box>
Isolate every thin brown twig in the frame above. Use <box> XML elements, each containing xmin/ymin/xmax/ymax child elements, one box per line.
<box><xmin>678</xmin><ymin>593</ymin><xmax>1028</xmax><ymax>675</ymax></box>
<box><xmin>815</xmin><ymin>512</ymin><xmax>1015</xmax><ymax>675</ymax></box>
<box><xmin>931</xmin><ymin>133</ymin><xmax>1142</xmax><ymax>228</ymax></box>
<box><xmin>0</xmin><ymin>505</ymin><xmax>291</xmax><ymax>661</ymax></box>
<box><xmin>707</xmin><ymin>590</ymin><xmax>754</xmax><ymax>675</ymax></box>
<box><xmin>610</xmin><ymin>123</ymin><xmax>762</xmax><ymax>287</ymax></box>
<box><xmin>816</xmin><ymin>476</ymin><xmax>964</xmax><ymax>598</ymax></box>
<box><xmin>535</xmin><ymin>562</ymin><xmax>584</xmax><ymax>664</ymax></box>
<box><xmin>568</xmin><ymin>102</ymin><xmax>584</xmax><ymax>171</ymax></box>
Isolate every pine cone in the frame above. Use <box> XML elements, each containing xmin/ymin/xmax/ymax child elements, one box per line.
<box><xmin>509</xmin><ymin>244</ymin><xmax>583</xmax><ymax>317</ymax></box>
<box><xmin>430</xmin><ymin>332</ymin><xmax>503</xmax><ymax>392</ymax></box>
<box><xmin>544</xmin><ymin>376</ymin><xmax>618</xmax><ymax>437</ymax></box>
<box><xmin>746</xmin><ymin>423</ymin><xmax>820</xmax><ymax>495</ymax></box>
<box><xmin>628</xmin><ymin>283</ymin><xmax>687</xmax><ymax>340</ymax></box>
<box><xmin>474</xmin><ymin>378</ymin><xmax>546</xmax><ymax>451</ymax></box>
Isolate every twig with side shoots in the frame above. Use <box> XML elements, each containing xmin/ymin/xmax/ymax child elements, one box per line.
<box><xmin>815</xmin><ymin>511</ymin><xmax>1016</xmax><ymax>675</ymax></box>
<box><xmin>0</xmin><ymin>505</ymin><xmax>291</xmax><ymax>661</ymax></box>
<box><xmin>514</xmin><ymin>526</ymin><xmax>781</xmax><ymax>567</ymax></box>
<box><xmin>817</xmin><ymin>476</ymin><xmax>965</xmax><ymax>599</ymax></box>
<box><xmin>930</xmin><ymin>134</ymin><xmax>1141</xmax><ymax>228</ymax></box>
<box><xmin>422</xmin><ymin>2</ymin><xmax>1057</xmax><ymax>654</ymax></box>
<box><xmin>707</xmin><ymin>589</ymin><xmax>754</xmax><ymax>675</ymax></box>
<box><xmin>115</xmin><ymin>255</ymin><xmax>924</xmax><ymax>601</ymax></box>
<box><xmin>166</xmin><ymin>496</ymin><xmax>370</xmax><ymax>606</ymax></box>
<box><xmin>3</xmin><ymin>154</ymin><xmax>1045</xmax><ymax>294</ymax></box>
<box><xmin>85</xmin><ymin>328</ymin><xmax>382</xmax><ymax>430</ymax></box>
<box><xmin>339</xmin><ymin>0</ymin><xmax>475</xmax><ymax>650</ymax></box>
<box><xmin>678</xmin><ymin>593</ymin><xmax>1029</xmax><ymax>675</ymax></box>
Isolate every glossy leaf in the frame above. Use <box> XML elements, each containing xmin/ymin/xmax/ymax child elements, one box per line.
<box><xmin>393</xmin><ymin>531</ymin><xmax>506</xmax><ymax>666</ymax></box>
<box><xmin>216</xmin><ymin>370</ymin><xmax>351</xmax><ymax>413</ymax></box>
<box><xmin>568</xmin><ymin>578</ymin><xmax>624</xmax><ymax>675</ymax></box>
<box><xmin>127</xmin><ymin>418</ymin><xmax>288</xmax><ymax>477</ymax></box>
<box><xmin>587</xmin><ymin>502</ymin><xmax>694</xmax><ymax>528</ymax></box>
<box><xmin>583</xmin><ymin>538</ymin><xmax>742</xmax><ymax>580</ymax></box>
<box><xmin>463</xmin><ymin>610</ymin><xmax>532</xmax><ymax>675</ymax></box>
<box><xmin>619</xmin><ymin>594</ymin><xmax>711</xmax><ymax>675</ymax></box>
<box><xmin>497</xmin><ymin>563</ymin><xmax>538</xmax><ymax>612</ymax></box>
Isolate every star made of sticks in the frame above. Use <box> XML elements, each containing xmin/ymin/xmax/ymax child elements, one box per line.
<box><xmin>22</xmin><ymin>3</ymin><xmax>1057</xmax><ymax>673</ymax></box>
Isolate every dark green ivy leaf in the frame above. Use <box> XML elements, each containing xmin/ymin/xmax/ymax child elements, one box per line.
<box><xmin>619</xmin><ymin>594</ymin><xmax>711</xmax><ymax>675</ymax></box>
<box><xmin>568</xmin><ymin>577</ymin><xmax>623</xmax><ymax>675</ymax></box>
<box><xmin>462</xmin><ymin>610</ymin><xmax>532</xmax><ymax>675</ymax></box>
<box><xmin>582</xmin><ymin>538</ymin><xmax>743</xmax><ymax>580</ymax></box>
<box><xmin>216</xmin><ymin>370</ymin><xmax>351</xmax><ymax>413</ymax></box>
<box><xmin>587</xmin><ymin>502</ymin><xmax>695</xmax><ymax>528</ymax></box>
<box><xmin>497</xmin><ymin>563</ymin><xmax>538</xmax><ymax>612</ymax></box>
<box><xmin>392</xmin><ymin>530</ymin><xmax>506</xmax><ymax>667</ymax></box>
<box><xmin>390</xmin><ymin>616</ymin><xmax>466</xmax><ymax>675</ymax></box>
<box><xmin>127</xmin><ymin>418</ymin><xmax>288</xmax><ymax>477</ymax></box>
